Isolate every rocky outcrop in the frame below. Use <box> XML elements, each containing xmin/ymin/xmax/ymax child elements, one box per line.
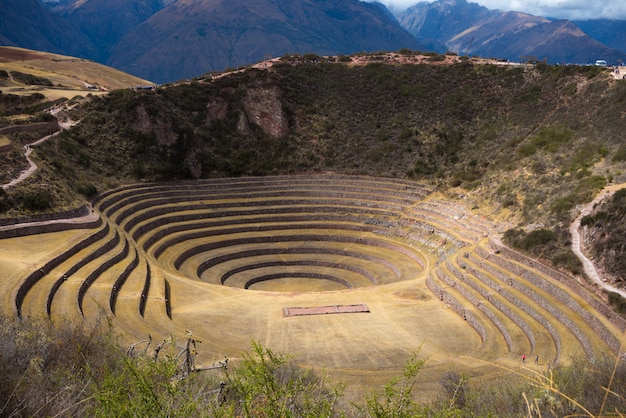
<box><xmin>241</xmin><ymin>85</ymin><xmax>289</xmax><ymax>139</ymax></box>
<box><xmin>134</xmin><ymin>104</ymin><xmax>177</xmax><ymax>147</ymax></box>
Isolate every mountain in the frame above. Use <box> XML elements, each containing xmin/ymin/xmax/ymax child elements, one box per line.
<box><xmin>0</xmin><ymin>46</ymin><xmax>152</xmax><ymax>94</ymax></box>
<box><xmin>574</xmin><ymin>19</ymin><xmax>626</xmax><ymax>56</ymax></box>
<box><xmin>396</xmin><ymin>0</ymin><xmax>626</xmax><ymax>64</ymax></box>
<box><xmin>0</xmin><ymin>0</ymin><xmax>97</xmax><ymax>59</ymax></box>
<box><xmin>4</xmin><ymin>0</ymin><xmax>625</xmax><ymax>82</ymax></box>
<box><xmin>106</xmin><ymin>0</ymin><xmax>424</xmax><ymax>83</ymax></box>
<box><xmin>54</xmin><ymin>0</ymin><xmax>171</xmax><ymax>63</ymax></box>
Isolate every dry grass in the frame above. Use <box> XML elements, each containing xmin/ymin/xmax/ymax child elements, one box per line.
<box><xmin>0</xmin><ymin>46</ymin><xmax>151</xmax><ymax>100</ymax></box>
<box><xmin>2</xmin><ymin>175</ymin><xmax>622</xmax><ymax>406</ymax></box>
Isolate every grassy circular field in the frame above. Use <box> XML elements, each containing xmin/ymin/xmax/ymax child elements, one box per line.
<box><xmin>3</xmin><ymin>174</ymin><xmax>623</xmax><ymax>402</ymax></box>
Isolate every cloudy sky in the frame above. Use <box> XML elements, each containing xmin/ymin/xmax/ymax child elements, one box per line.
<box><xmin>377</xmin><ymin>0</ymin><xmax>626</xmax><ymax>20</ymax></box>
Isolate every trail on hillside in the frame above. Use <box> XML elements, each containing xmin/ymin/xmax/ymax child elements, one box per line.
<box><xmin>2</xmin><ymin>107</ymin><xmax>77</xmax><ymax>190</ymax></box>
<box><xmin>570</xmin><ymin>182</ymin><xmax>626</xmax><ymax>299</ymax></box>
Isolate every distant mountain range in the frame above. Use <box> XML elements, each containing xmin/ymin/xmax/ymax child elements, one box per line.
<box><xmin>1</xmin><ymin>0</ymin><xmax>625</xmax><ymax>83</ymax></box>
<box><xmin>396</xmin><ymin>0</ymin><xmax>626</xmax><ymax>65</ymax></box>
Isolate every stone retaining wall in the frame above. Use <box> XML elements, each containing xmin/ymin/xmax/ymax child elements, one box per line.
<box><xmin>488</xmin><ymin>239</ymin><xmax>626</xmax><ymax>343</ymax></box>
<box><xmin>139</xmin><ymin>262</ymin><xmax>151</xmax><ymax>317</ymax></box>
<box><xmin>15</xmin><ymin>223</ymin><xmax>109</xmax><ymax>318</ymax></box>
<box><xmin>0</xmin><ymin>205</ymin><xmax>91</xmax><ymax>228</ymax></box>
<box><xmin>426</xmin><ymin>275</ymin><xmax>488</xmax><ymax>343</ymax></box>
<box><xmin>473</xmin><ymin>247</ymin><xmax>621</xmax><ymax>353</ymax></box>
<box><xmin>220</xmin><ymin>259</ymin><xmax>378</xmax><ymax>286</ymax></box>
<box><xmin>197</xmin><ymin>247</ymin><xmax>401</xmax><ymax>281</ymax></box>
<box><xmin>445</xmin><ymin>260</ymin><xmax>539</xmax><ymax>353</ymax></box>
<box><xmin>434</xmin><ymin>267</ymin><xmax>514</xmax><ymax>350</ymax></box>
<box><xmin>78</xmin><ymin>238</ymin><xmax>130</xmax><ymax>314</ymax></box>
<box><xmin>109</xmin><ymin>249</ymin><xmax>140</xmax><ymax>314</ymax></box>
<box><xmin>463</xmin><ymin>255</ymin><xmax>596</xmax><ymax>358</ymax></box>
<box><xmin>171</xmin><ymin>234</ymin><xmax>425</xmax><ymax>272</ymax></box>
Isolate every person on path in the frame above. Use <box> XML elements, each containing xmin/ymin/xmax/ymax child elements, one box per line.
<box><xmin>535</xmin><ymin>354</ymin><xmax>539</xmax><ymax>364</ymax></box>
<box><xmin>522</xmin><ymin>354</ymin><xmax>526</xmax><ymax>363</ymax></box>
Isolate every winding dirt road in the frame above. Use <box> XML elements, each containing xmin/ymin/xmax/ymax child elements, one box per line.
<box><xmin>2</xmin><ymin>109</ymin><xmax>76</xmax><ymax>191</ymax></box>
<box><xmin>570</xmin><ymin>182</ymin><xmax>626</xmax><ymax>299</ymax></box>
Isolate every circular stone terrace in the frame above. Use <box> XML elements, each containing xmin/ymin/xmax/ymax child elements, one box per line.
<box><xmin>2</xmin><ymin>174</ymin><xmax>624</xmax><ymax>401</ymax></box>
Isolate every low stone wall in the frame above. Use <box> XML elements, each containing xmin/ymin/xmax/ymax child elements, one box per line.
<box><xmin>488</xmin><ymin>239</ymin><xmax>626</xmax><ymax>347</ymax></box>
<box><xmin>196</xmin><ymin>247</ymin><xmax>401</xmax><ymax>283</ymax></box>
<box><xmin>434</xmin><ymin>267</ymin><xmax>513</xmax><ymax>350</ymax></box>
<box><xmin>473</xmin><ymin>247</ymin><xmax>621</xmax><ymax>353</ymax></box>
<box><xmin>426</xmin><ymin>274</ymin><xmax>487</xmax><ymax>343</ymax></box>
<box><xmin>110</xmin><ymin>249</ymin><xmax>140</xmax><ymax>315</ymax></box>
<box><xmin>0</xmin><ymin>216</ymin><xmax>101</xmax><ymax>239</ymax></box>
<box><xmin>139</xmin><ymin>261</ymin><xmax>151</xmax><ymax>317</ymax></box>
<box><xmin>444</xmin><ymin>260</ymin><xmax>538</xmax><ymax>353</ymax></box>
<box><xmin>15</xmin><ymin>223</ymin><xmax>109</xmax><ymax>318</ymax></box>
<box><xmin>78</xmin><ymin>238</ymin><xmax>130</xmax><ymax>314</ymax></box>
<box><xmin>0</xmin><ymin>205</ymin><xmax>91</xmax><ymax>228</ymax></box>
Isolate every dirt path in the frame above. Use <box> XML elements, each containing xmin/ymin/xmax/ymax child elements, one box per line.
<box><xmin>2</xmin><ymin>108</ymin><xmax>77</xmax><ymax>190</ymax></box>
<box><xmin>570</xmin><ymin>182</ymin><xmax>626</xmax><ymax>299</ymax></box>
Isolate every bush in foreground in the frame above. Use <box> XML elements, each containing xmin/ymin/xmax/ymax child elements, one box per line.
<box><xmin>0</xmin><ymin>315</ymin><xmax>625</xmax><ymax>417</ymax></box>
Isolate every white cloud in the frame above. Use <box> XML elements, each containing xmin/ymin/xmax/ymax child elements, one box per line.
<box><xmin>373</xmin><ymin>0</ymin><xmax>626</xmax><ymax>20</ymax></box>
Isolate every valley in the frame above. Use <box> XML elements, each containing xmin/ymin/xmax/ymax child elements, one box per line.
<box><xmin>1</xmin><ymin>48</ymin><xmax>626</xmax><ymax>413</ymax></box>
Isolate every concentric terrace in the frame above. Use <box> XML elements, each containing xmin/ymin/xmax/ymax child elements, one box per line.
<box><xmin>2</xmin><ymin>174</ymin><xmax>624</xmax><ymax>398</ymax></box>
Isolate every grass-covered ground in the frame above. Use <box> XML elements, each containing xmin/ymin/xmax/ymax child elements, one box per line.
<box><xmin>2</xmin><ymin>51</ymin><xmax>626</xmax><ymax>414</ymax></box>
<box><xmin>2</xmin><ymin>175</ymin><xmax>623</xmax><ymax>411</ymax></box>
<box><xmin>1</xmin><ymin>314</ymin><xmax>624</xmax><ymax>417</ymax></box>
<box><xmin>4</xmin><ymin>54</ymin><xmax>625</xmax><ymax>275</ymax></box>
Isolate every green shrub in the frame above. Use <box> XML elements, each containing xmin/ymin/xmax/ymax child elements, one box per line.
<box><xmin>357</xmin><ymin>349</ymin><xmax>427</xmax><ymax>417</ymax></box>
<box><xmin>21</xmin><ymin>189</ymin><xmax>53</xmax><ymax>211</ymax></box>
<box><xmin>552</xmin><ymin>251</ymin><xmax>583</xmax><ymax>275</ymax></box>
<box><xmin>302</xmin><ymin>53</ymin><xmax>323</xmax><ymax>61</ymax></box>
<box><xmin>10</xmin><ymin>71</ymin><xmax>53</xmax><ymax>86</ymax></box>
<box><xmin>0</xmin><ymin>188</ymin><xmax>12</xmax><ymax>212</ymax></box>
<box><xmin>76</xmin><ymin>182</ymin><xmax>98</xmax><ymax>198</ymax></box>
<box><xmin>518</xmin><ymin>142</ymin><xmax>537</xmax><ymax>157</ymax></box>
<box><xmin>223</xmin><ymin>341</ymin><xmax>342</xmax><ymax>417</ymax></box>
<box><xmin>93</xmin><ymin>342</ymin><xmax>214</xmax><ymax>417</ymax></box>
<box><xmin>529</xmin><ymin>126</ymin><xmax>572</xmax><ymax>152</ymax></box>
<box><xmin>608</xmin><ymin>291</ymin><xmax>626</xmax><ymax>315</ymax></box>
<box><xmin>612</xmin><ymin>144</ymin><xmax>626</xmax><ymax>162</ymax></box>
<box><xmin>0</xmin><ymin>316</ymin><xmax>120</xmax><ymax>417</ymax></box>
<box><xmin>518</xmin><ymin>85</ymin><xmax>542</xmax><ymax>103</ymax></box>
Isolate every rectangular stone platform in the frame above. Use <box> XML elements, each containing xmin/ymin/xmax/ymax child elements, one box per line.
<box><xmin>283</xmin><ymin>304</ymin><xmax>370</xmax><ymax>317</ymax></box>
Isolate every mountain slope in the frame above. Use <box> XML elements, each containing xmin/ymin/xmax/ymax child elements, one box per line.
<box><xmin>397</xmin><ymin>0</ymin><xmax>626</xmax><ymax>64</ymax></box>
<box><xmin>0</xmin><ymin>46</ymin><xmax>152</xmax><ymax>94</ymax></box>
<box><xmin>0</xmin><ymin>0</ymin><xmax>97</xmax><ymax>59</ymax></box>
<box><xmin>59</xmin><ymin>0</ymin><xmax>170</xmax><ymax>62</ymax></box>
<box><xmin>574</xmin><ymin>19</ymin><xmax>626</xmax><ymax>56</ymax></box>
<box><xmin>107</xmin><ymin>0</ymin><xmax>424</xmax><ymax>83</ymax></box>
<box><xmin>466</xmin><ymin>19</ymin><xmax>621</xmax><ymax>64</ymax></box>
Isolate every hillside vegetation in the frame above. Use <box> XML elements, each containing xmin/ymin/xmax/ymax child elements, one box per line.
<box><xmin>2</xmin><ymin>315</ymin><xmax>625</xmax><ymax>417</ymax></box>
<box><xmin>4</xmin><ymin>54</ymin><xmax>626</xmax><ymax>273</ymax></box>
<box><xmin>3</xmin><ymin>53</ymin><xmax>626</xmax><ymax>415</ymax></box>
<box><xmin>582</xmin><ymin>188</ymin><xmax>626</xmax><ymax>284</ymax></box>
<box><xmin>0</xmin><ymin>47</ymin><xmax>151</xmax><ymax>98</ymax></box>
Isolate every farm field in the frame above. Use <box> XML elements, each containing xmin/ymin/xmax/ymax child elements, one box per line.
<box><xmin>0</xmin><ymin>46</ymin><xmax>151</xmax><ymax>99</ymax></box>
<box><xmin>2</xmin><ymin>174</ymin><xmax>624</xmax><ymax>401</ymax></box>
